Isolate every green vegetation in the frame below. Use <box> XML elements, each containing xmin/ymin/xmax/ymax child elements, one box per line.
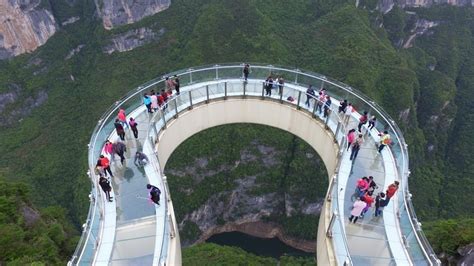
<box><xmin>0</xmin><ymin>0</ymin><xmax>473</xmax><ymax>262</ymax></box>
<box><xmin>166</xmin><ymin>124</ymin><xmax>327</xmax><ymax>241</ymax></box>
<box><xmin>424</xmin><ymin>219</ymin><xmax>474</xmax><ymax>256</ymax></box>
<box><xmin>0</xmin><ymin>178</ymin><xmax>78</xmax><ymax>264</ymax></box>
<box><xmin>183</xmin><ymin>243</ymin><xmax>316</xmax><ymax>265</ymax></box>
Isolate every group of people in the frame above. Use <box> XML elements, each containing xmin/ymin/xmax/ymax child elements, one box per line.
<box><xmin>304</xmin><ymin>86</ymin><xmax>332</xmax><ymax>118</ymax></box>
<box><xmin>349</xmin><ymin>178</ymin><xmax>400</xmax><ymax>223</ymax></box>
<box><xmin>96</xmin><ymin>107</ymin><xmax>156</xmax><ymax>203</ymax></box>
<box><xmin>114</xmin><ymin>108</ymin><xmax>140</xmax><ymax>140</ymax></box>
<box><xmin>264</xmin><ymin>75</ymin><xmax>285</xmax><ymax>96</ymax></box>
<box><xmin>143</xmin><ymin>75</ymin><xmax>180</xmax><ymax>113</ymax></box>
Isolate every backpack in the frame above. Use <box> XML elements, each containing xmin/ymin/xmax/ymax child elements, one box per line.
<box><xmin>151</xmin><ymin>187</ymin><xmax>161</xmax><ymax>197</ymax></box>
<box><xmin>383</xmin><ymin>137</ymin><xmax>392</xmax><ymax>145</ymax></box>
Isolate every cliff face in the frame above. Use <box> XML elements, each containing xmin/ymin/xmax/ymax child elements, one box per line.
<box><xmin>378</xmin><ymin>0</ymin><xmax>473</xmax><ymax>13</ymax></box>
<box><xmin>0</xmin><ymin>0</ymin><xmax>57</xmax><ymax>59</ymax></box>
<box><xmin>95</xmin><ymin>0</ymin><xmax>170</xmax><ymax>30</ymax></box>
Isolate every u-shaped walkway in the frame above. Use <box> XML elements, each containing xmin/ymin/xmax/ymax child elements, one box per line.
<box><xmin>71</xmin><ymin>64</ymin><xmax>439</xmax><ymax>266</ymax></box>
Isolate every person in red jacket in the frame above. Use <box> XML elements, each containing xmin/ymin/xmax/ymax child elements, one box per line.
<box><xmin>97</xmin><ymin>155</ymin><xmax>113</xmax><ymax>177</ymax></box>
<box><xmin>360</xmin><ymin>191</ymin><xmax>374</xmax><ymax>218</ymax></box>
<box><xmin>384</xmin><ymin>181</ymin><xmax>399</xmax><ymax>205</ymax></box>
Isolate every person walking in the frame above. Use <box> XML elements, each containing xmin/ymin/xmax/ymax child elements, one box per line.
<box><xmin>166</xmin><ymin>77</ymin><xmax>176</xmax><ymax>93</ymax></box>
<box><xmin>305</xmin><ymin>85</ymin><xmax>315</xmax><ymax>108</ymax></box>
<box><xmin>143</xmin><ymin>93</ymin><xmax>152</xmax><ymax>113</ymax></box>
<box><xmin>278</xmin><ymin>77</ymin><xmax>284</xmax><ymax>95</ymax></box>
<box><xmin>135</xmin><ymin>151</ymin><xmax>149</xmax><ymax>166</ymax></box>
<box><xmin>344</xmin><ymin>103</ymin><xmax>353</xmax><ymax>125</ymax></box>
<box><xmin>129</xmin><ymin>117</ymin><xmax>139</xmax><ymax>139</ymax></box>
<box><xmin>150</xmin><ymin>92</ymin><xmax>159</xmax><ymax>112</ymax></box>
<box><xmin>384</xmin><ymin>181</ymin><xmax>399</xmax><ymax>205</ymax></box>
<box><xmin>97</xmin><ymin>155</ymin><xmax>113</xmax><ymax>177</ymax></box>
<box><xmin>323</xmin><ymin>95</ymin><xmax>332</xmax><ymax>118</ymax></box>
<box><xmin>347</xmin><ymin>129</ymin><xmax>356</xmax><ymax>151</ymax></box>
<box><xmin>350</xmin><ymin>134</ymin><xmax>363</xmax><ymax>161</ymax></box>
<box><xmin>118</xmin><ymin>108</ymin><xmax>128</xmax><ymax>129</ymax></box>
<box><xmin>316</xmin><ymin>92</ymin><xmax>325</xmax><ymax>114</ymax></box>
<box><xmin>113</xmin><ymin>141</ymin><xmax>127</xmax><ymax>165</ymax></box>
<box><xmin>349</xmin><ymin>197</ymin><xmax>367</xmax><ymax>224</ymax></box>
<box><xmin>174</xmin><ymin>75</ymin><xmax>180</xmax><ymax>95</ymax></box>
<box><xmin>367</xmin><ymin>176</ymin><xmax>378</xmax><ymax>194</ymax></box>
<box><xmin>368</xmin><ymin>115</ymin><xmax>376</xmax><ymax>131</ymax></box>
<box><xmin>99</xmin><ymin>176</ymin><xmax>113</xmax><ymax>202</ymax></box>
<box><xmin>114</xmin><ymin>119</ymin><xmax>125</xmax><ymax>141</ymax></box>
<box><xmin>265</xmin><ymin>76</ymin><xmax>273</xmax><ymax>96</ymax></box>
<box><xmin>243</xmin><ymin>64</ymin><xmax>250</xmax><ymax>81</ymax></box>
<box><xmin>147</xmin><ymin>184</ymin><xmax>161</xmax><ymax>205</ymax></box>
<box><xmin>358</xmin><ymin>111</ymin><xmax>368</xmax><ymax>132</ymax></box>
<box><xmin>103</xmin><ymin>140</ymin><xmax>113</xmax><ymax>159</ymax></box>
<box><xmin>339</xmin><ymin>99</ymin><xmax>348</xmax><ymax>113</ymax></box>
<box><xmin>360</xmin><ymin>191</ymin><xmax>374</xmax><ymax>218</ymax></box>
<box><xmin>378</xmin><ymin>131</ymin><xmax>391</xmax><ymax>152</ymax></box>
<box><xmin>374</xmin><ymin>192</ymin><xmax>386</xmax><ymax>217</ymax></box>
<box><xmin>352</xmin><ymin>176</ymin><xmax>369</xmax><ymax>201</ymax></box>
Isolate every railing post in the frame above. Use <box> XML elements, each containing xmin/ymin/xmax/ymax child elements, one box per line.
<box><xmin>188</xmin><ymin>91</ymin><xmax>193</xmax><ymax>110</ymax></box>
<box><xmin>189</xmin><ymin>70</ymin><xmax>193</xmax><ymax>84</ymax></box>
<box><xmin>325</xmin><ymin>110</ymin><xmax>330</xmax><ymax>129</ymax></box>
<box><xmin>334</xmin><ymin>121</ymin><xmax>341</xmax><ymax>143</ymax></box>
<box><xmin>243</xmin><ymin>81</ymin><xmax>247</xmax><ymax>98</ymax></box>
<box><xmin>261</xmin><ymin>82</ymin><xmax>265</xmax><ymax>99</ymax></box>
<box><xmin>326</xmin><ymin>211</ymin><xmax>337</xmax><ymax>238</ymax></box>
<box><xmin>169</xmin><ymin>214</ymin><xmax>176</xmax><ymax>239</ymax></box>
<box><xmin>215</xmin><ymin>65</ymin><xmax>219</xmax><ymax>79</ymax></box>
<box><xmin>162</xmin><ymin>175</ymin><xmax>171</xmax><ymax>202</ymax></box>
<box><xmin>160</xmin><ymin>108</ymin><xmax>167</xmax><ymax>129</ymax></box>
<box><xmin>279</xmin><ymin>85</ymin><xmax>283</xmax><ymax>103</ymax></box>
<box><xmin>224</xmin><ymin>82</ymin><xmax>227</xmax><ymax>100</ymax></box>
<box><xmin>326</xmin><ymin>175</ymin><xmax>337</xmax><ymax>202</ymax></box>
<box><xmin>206</xmin><ymin>85</ymin><xmax>210</xmax><ymax>104</ymax></box>
<box><xmin>312</xmin><ymin>101</ymin><xmax>318</xmax><ymax>118</ymax></box>
<box><xmin>295</xmin><ymin>68</ymin><xmax>299</xmax><ymax>84</ymax></box>
<box><xmin>174</xmin><ymin>99</ymin><xmax>178</xmax><ymax>118</ymax></box>
<box><xmin>296</xmin><ymin>91</ymin><xmax>302</xmax><ymax>110</ymax></box>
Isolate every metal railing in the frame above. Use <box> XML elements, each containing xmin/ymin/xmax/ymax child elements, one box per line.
<box><xmin>71</xmin><ymin>64</ymin><xmax>439</xmax><ymax>266</ymax></box>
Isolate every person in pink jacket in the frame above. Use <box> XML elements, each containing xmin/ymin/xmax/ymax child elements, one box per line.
<box><xmin>349</xmin><ymin>197</ymin><xmax>367</xmax><ymax>223</ymax></box>
<box><xmin>347</xmin><ymin>129</ymin><xmax>356</xmax><ymax>151</ymax></box>
<box><xmin>103</xmin><ymin>140</ymin><xmax>113</xmax><ymax>159</ymax></box>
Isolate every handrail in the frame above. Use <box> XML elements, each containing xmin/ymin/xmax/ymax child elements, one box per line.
<box><xmin>72</xmin><ymin>64</ymin><xmax>438</xmax><ymax>265</ymax></box>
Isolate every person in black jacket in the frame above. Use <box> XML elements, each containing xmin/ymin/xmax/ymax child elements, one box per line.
<box><xmin>147</xmin><ymin>184</ymin><xmax>161</xmax><ymax>205</ymax></box>
<box><xmin>114</xmin><ymin>119</ymin><xmax>125</xmax><ymax>141</ymax></box>
<box><xmin>99</xmin><ymin>176</ymin><xmax>113</xmax><ymax>202</ymax></box>
<box><xmin>375</xmin><ymin>192</ymin><xmax>386</xmax><ymax>217</ymax></box>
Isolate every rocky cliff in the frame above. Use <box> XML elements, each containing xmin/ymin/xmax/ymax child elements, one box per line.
<box><xmin>95</xmin><ymin>0</ymin><xmax>170</xmax><ymax>30</ymax></box>
<box><xmin>0</xmin><ymin>0</ymin><xmax>57</xmax><ymax>59</ymax></box>
<box><xmin>378</xmin><ymin>0</ymin><xmax>473</xmax><ymax>13</ymax></box>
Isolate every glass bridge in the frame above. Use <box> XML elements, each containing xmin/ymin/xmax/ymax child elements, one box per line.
<box><xmin>68</xmin><ymin>64</ymin><xmax>440</xmax><ymax>265</ymax></box>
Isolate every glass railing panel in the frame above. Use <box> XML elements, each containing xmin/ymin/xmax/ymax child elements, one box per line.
<box><xmin>189</xmin><ymin>85</ymin><xmax>208</xmax><ymax>103</ymax></box>
<box><xmin>247</xmin><ymin>66</ymin><xmax>273</xmax><ymax>80</ymax></box>
<box><xmin>189</xmin><ymin>68</ymin><xmax>217</xmax><ymax>84</ymax></box>
<box><xmin>217</xmin><ymin>66</ymin><xmax>245</xmax><ymax>80</ymax></box>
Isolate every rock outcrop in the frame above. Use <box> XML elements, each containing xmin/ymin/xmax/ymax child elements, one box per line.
<box><xmin>0</xmin><ymin>0</ymin><xmax>57</xmax><ymax>59</ymax></box>
<box><xmin>95</xmin><ymin>0</ymin><xmax>170</xmax><ymax>30</ymax></box>
<box><xmin>103</xmin><ymin>27</ymin><xmax>164</xmax><ymax>54</ymax></box>
<box><xmin>0</xmin><ymin>83</ymin><xmax>48</xmax><ymax>126</ymax></box>
<box><xmin>378</xmin><ymin>0</ymin><xmax>473</xmax><ymax>13</ymax></box>
<box><xmin>403</xmin><ymin>19</ymin><xmax>439</xmax><ymax>48</ymax></box>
